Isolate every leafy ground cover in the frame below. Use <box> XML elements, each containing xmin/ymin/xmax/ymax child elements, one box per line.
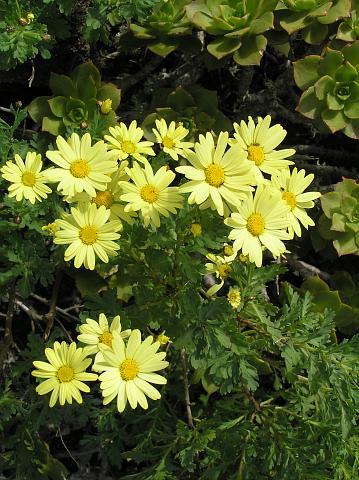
<box><xmin>1</xmin><ymin>1</ymin><xmax>359</xmax><ymax>479</ymax></box>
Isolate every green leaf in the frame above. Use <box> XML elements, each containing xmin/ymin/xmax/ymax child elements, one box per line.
<box><xmin>149</xmin><ymin>41</ymin><xmax>179</xmax><ymax>57</ymax></box>
<box><xmin>27</xmin><ymin>96</ymin><xmax>52</xmax><ymax>123</ymax></box>
<box><xmin>207</xmin><ymin>37</ymin><xmax>242</xmax><ymax>60</ymax></box>
<box><xmin>301</xmin><ymin>22</ymin><xmax>328</xmax><ymax>45</ymax></box>
<box><xmin>71</xmin><ymin>61</ymin><xmax>101</xmax><ymax>88</ymax></box>
<box><xmin>232</xmin><ymin>35</ymin><xmax>267</xmax><ymax>66</ymax></box>
<box><xmin>293</xmin><ymin>55</ymin><xmax>321</xmax><ymax>90</ymax></box>
<box><xmin>326</xmin><ymin>92</ymin><xmax>344</xmax><ymax>110</ymax></box>
<box><xmin>343</xmin><ymin>119</ymin><xmax>359</xmax><ymax>139</ymax></box>
<box><xmin>333</xmin><ymin>231</ymin><xmax>359</xmax><ymax>255</ymax></box>
<box><xmin>42</xmin><ymin>115</ymin><xmax>64</xmax><ymax>135</ymax></box>
<box><xmin>47</xmin><ymin>96</ymin><xmax>67</xmax><ymax>118</ymax></box>
<box><xmin>49</xmin><ymin>72</ymin><xmax>76</xmax><ymax>97</ymax></box>
<box><xmin>337</xmin><ymin>21</ymin><xmax>357</xmax><ymax>42</ymax></box>
<box><xmin>321</xmin><ymin>191</ymin><xmax>341</xmax><ymax>217</ymax></box>
<box><xmin>77</xmin><ymin>76</ymin><xmax>97</xmax><ymax>100</ymax></box>
<box><xmin>318</xmin><ymin>48</ymin><xmax>344</xmax><ymax>77</ymax></box>
<box><xmin>318</xmin><ymin>0</ymin><xmax>351</xmax><ymax>25</ymax></box>
<box><xmin>296</xmin><ymin>86</ymin><xmax>322</xmax><ymax>119</ymax></box>
<box><xmin>344</xmin><ymin>99</ymin><xmax>359</xmax><ymax>118</ymax></box>
<box><xmin>335</xmin><ymin>62</ymin><xmax>358</xmax><ymax>82</ymax></box>
<box><xmin>321</xmin><ymin>108</ymin><xmax>347</xmax><ymax>132</ymax></box>
<box><xmin>97</xmin><ymin>84</ymin><xmax>121</xmax><ymax>110</ymax></box>
<box><xmin>314</xmin><ymin>75</ymin><xmax>335</xmax><ymax>100</ymax></box>
<box><xmin>342</xmin><ymin>40</ymin><xmax>359</xmax><ymax>66</ymax></box>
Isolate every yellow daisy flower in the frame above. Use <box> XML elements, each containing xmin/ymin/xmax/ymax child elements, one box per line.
<box><xmin>54</xmin><ymin>204</ymin><xmax>122</xmax><ymax>270</ymax></box>
<box><xmin>77</xmin><ymin>313</ymin><xmax>131</xmax><ymax>355</ymax></box>
<box><xmin>66</xmin><ymin>161</ymin><xmax>137</xmax><ymax>225</ymax></box>
<box><xmin>229</xmin><ymin>116</ymin><xmax>295</xmax><ymax>183</ymax></box>
<box><xmin>46</xmin><ymin>132</ymin><xmax>118</xmax><ymax>197</ymax></box>
<box><xmin>270</xmin><ymin>167</ymin><xmax>321</xmax><ymax>237</ymax></box>
<box><xmin>224</xmin><ymin>187</ymin><xmax>291</xmax><ymax>267</ymax></box>
<box><xmin>96</xmin><ymin>330</ymin><xmax>169</xmax><ymax>413</ymax></box>
<box><xmin>42</xmin><ymin>221</ymin><xmax>59</xmax><ymax>236</ymax></box>
<box><xmin>105</xmin><ymin>120</ymin><xmax>155</xmax><ymax>163</ymax></box>
<box><xmin>176</xmin><ymin>132</ymin><xmax>253</xmax><ymax>216</ymax></box>
<box><xmin>190</xmin><ymin>222</ymin><xmax>202</xmax><ymax>237</ymax></box>
<box><xmin>227</xmin><ymin>286</ymin><xmax>241</xmax><ymax>309</ymax></box>
<box><xmin>119</xmin><ymin>161</ymin><xmax>183</xmax><ymax>228</ymax></box>
<box><xmin>1</xmin><ymin>152</ymin><xmax>52</xmax><ymax>204</ymax></box>
<box><xmin>153</xmin><ymin>118</ymin><xmax>194</xmax><ymax>160</ymax></box>
<box><xmin>204</xmin><ymin>253</ymin><xmax>233</xmax><ymax>296</ymax></box>
<box><xmin>31</xmin><ymin>341</ymin><xmax>97</xmax><ymax>407</ymax></box>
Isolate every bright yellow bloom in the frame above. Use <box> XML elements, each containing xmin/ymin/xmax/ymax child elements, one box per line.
<box><xmin>100</xmin><ymin>98</ymin><xmax>112</xmax><ymax>114</ymax></box>
<box><xmin>105</xmin><ymin>120</ymin><xmax>155</xmax><ymax>163</ymax></box>
<box><xmin>153</xmin><ymin>118</ymin><xmax>194</xmax><ymax>160</ymax></box>
<box><xmin>176</xmin><ymin>132</ymin><xmax>253</xmax><ymax>216</ymax></box>
<box><xmin>46</xmin><ymin>132</ymin><xmax>118</xmax><ymax>197</ymax></box>
<box><xmin>190</xmin><ymin>222</ymin><xmax>202</xmax><ymax>237</ymax></box>
<box><xmin>1</xmin><ymin>152</ymin><xmax>52</xmax><ymax>204</ymax></box>
<box><xmin>270</xmin><ymin>167</ymin><xmax>321</xmax><ymax>237</ymax></box>
<box><xmin>96</xmin><ymin>330</ymin><xmax>169</xmax><ymax>412</ymax></box>
<box><xmin>224</xmin><ymin>187</ymin><xmax>291</xmax><ymax>267</ymax></box>
<box><xmin>42</xmin><ymin>222</ymin><xmax>59</xmax><ymax>236</ymax></box>
<box><xmin>227</xmin><ymin>286</ymin><xmax>241</xmax><ymax>308</ymax></box>
<box><xmin>229</xmin><ymin>116</ymin><xmax>295</xmax><ymax>183</ymax></box>
<box><xmin>27</xmin><ymin>12</ymin><xmax>35</xmax><ymax>22</ymax></box>
<box><xmin>156</xmin><ymin>331</ymin><xmax>172</xmax><ymax>345</ymax></box>
<box><xmin>31</xmin><ymin>342</ymin><xmax>97</xmax><ymax>407</ymax></box>
<box><xmin>66</xmin><ymin>161</ymin><xmax>137</xmax><ymax>224</ymax></box>
<box><xmin>119</xmin><ymin>161</ymin><xmax>183</xmax><ymax>228</ymax></box>
<box><xmin>54</xmin><ymin>204</ymin><xmax>122</xmax><ymax>270</ymax></box>
<box><xmin>78</xmin><ymin>313</ymin><xmax>131</xmax><ymax>355</ymax></box>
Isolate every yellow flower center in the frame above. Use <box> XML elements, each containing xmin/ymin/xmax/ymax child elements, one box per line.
<box><xmin>99</xmin><ymin>331</ymin><xmax>113</xmax><ymax>347</ymax></box>
<box><xmin>218</xmin><ymin>263</ymin><xmax>231</xmax><ymax>278</ymax></box>
<box><xmin>93</xmin><ymin>190</ymin><xmax>114</xmax><ymax>208</ymax></box>
<box><xmin>223</xmin><ymin>245</ymin><xmax>234</xmax><ymax>257</ymax></box>
<box><xmin>205</xmin><ymin>164</ymin><xmax>225</xmax><ymax>187</ymax></box>
<box><xmin>21</xmin><ymin>171</ymin><xmax>36</xmax><ymax>187</ymax></box>
<box><xmin>228</xmin><ymin>289</ymin><xmax>241</xmax><ymax>307</ymax></box>
<box><xmin>282</xmin><ymin>191</ymin><xmax>297</xmax><ymax>210</ymax></box>
<box><xmin>246</xmin><ymin>213</ymin><xmax>265</xmax><ymax>236</ymax></box>
<box><xmin>79</xmin><ymin>226</ymin><xmax>98</xmax><ymax>245</ymax></box>
<box><xmin>57</xmin><ymin>365</ymin><xmax>74</xmax><ymax>383</ymax></box>
<box><xmin>121</xmin><ymin>141</ymin><xmax>136</xmax><ymax>154</ymax></box>
<box><xmin>119</xmin><ymin>358</ymin><xmax>139</xmax><ymax>381</ymax></box>
<box><xmin>162</xmin><ymin>136</ymin><xmax>175</xmax><ymax>149</ymax></box>
<box><xmin>70</xmin><ymin>160</ymin><xmax>90</xmax><ymax>178</ymax></box>
<box><xmin>247</xmin><ymin>145</ymin><xmax>265</xmax><ymax>166</ymax></box>
<box><xmin>140</xmin><ymin>184</ymin><xmax>159</xmax><ymax>203</ymax></box>
<box><xmin>190</xmin><ymin>223</ymin><xmax>202</xmax><ymax>237</ymax></box>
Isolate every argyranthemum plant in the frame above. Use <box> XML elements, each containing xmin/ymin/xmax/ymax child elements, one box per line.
<box><xmin>78</xmin><ymin>313</ymin><xmax>131</xmax><ymax>355</ymax></box>
<box><xmin>66</xmin><ymin>161</ymin><xmax>137</xmax><ymax>224</ymax></box>
<box><xmin>227</xmin><ymin>286</ymin><xmax>241</xmax><ymax>309</ymax></box>
<box><xmin>229</xmin><ymin>116</ymin><xmax>295</xmax><ymax>183</ymax></box>
<box><xmin>32</xmin><ymin>342</ymin><xmax>97</xmax><ymax>407</ymax></box>
<box><xmin>176</xmin><ymin>131</ymin><xmax>253</xmax><ymax>216</ymax></box>
<box><xmin>54</xmin><ymin>204</ymin><xmax>122</xmax><ymax>270</ymax></box>
<box><xmin>1</xmin><ymin>151</ymin><xmax>52</xmax><ymax>204</ymax></box>
<box><xmin>271</xmin><ymin>167</ymin><xmax>321</xmax><ymax>237</ymax></box>
<box><xmin>119</xmin><ymin>160</ymin><xmax>183</xmax><ymax>228</ymax></box>
<box><xmin>95</xmin><ymin>330</ymin><xmax>169</xmax><ymax>413</ymax></box>
<box><xmin>105</xmin><ymin>120</ymin><xmax>155</xmax><ymax>163</ymax></box>
<box><xmin>224</xmin><ymin>187</ymin><xmax>291</xmax><ymax>267</ymax></box>
<box><xmin>46</xmin><ymin>132</ymin><xmax>118</xmax><ymax>197</ymax></box>
<box><xmin>152</xmin><ymin>118</ymin><xmax>194</xmax><ymax>160</ymax></box>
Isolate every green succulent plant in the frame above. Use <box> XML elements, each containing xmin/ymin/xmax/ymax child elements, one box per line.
<box><xmin>141</xmin><ymin>85</ymin><xmax>232</xmax><ymax>141</ymax></box>
<box><xmin>276</xmin><ymin>0</ymin><xmax>351</xmax><ymax>44</ymax></box>
<box><xmin>185</xmin><ymin>0</ymin><xmax>278</xmax><ymax>66</ymax></box>
<box><xmin>300</xmin><ymin>273</ymin><xmax>359</xmax><ymax>335</ymax></box>
<box><xmin>27</xmin><ymin>62</ymin><xmax>121</xmax><ymax>136</ymax></box>
<box><xmin>120</xmin><ymin>0</ymin><xmax>198</xmax><ymax>57</ymax></box>
<box><xmin>318</xmin><ymin>178</ymin><xmax>359</xmax><ymax>256</ymax></box>
<box><xmin>294</xmin><ymin>42</ymin><xmax>359</xmax><ymax>139</ymax></box>
<box><xmin>336</xmin><ymin>0</ymin><xmax>359</xmax><ymax>42</ymax></box>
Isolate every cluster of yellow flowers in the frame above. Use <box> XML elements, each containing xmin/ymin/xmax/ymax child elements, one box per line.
<box><xmin>31</xmin><ymin>313</ymin><xmax>168</xmax><ymax>411</ymax></box>
<box><xmin>0</xmin><ymin>115</ymin><xmax>320</xmax><ymax>269</ymax></box>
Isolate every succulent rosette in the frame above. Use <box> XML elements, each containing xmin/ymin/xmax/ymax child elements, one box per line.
<box><xmin>186</xmin><ymin>0</ymin><xmax>277</xmax><ymax>66</ymax></box>
<box><xmin>276</xmin><ymin>0</ymin><xmax>351</xmax><ymax>44</ymax></box>
<box><xmin>294</xmin><ymin>42</ymin><xmax>359</xmax><ymax>139</ymax></box>
<box><xmin>318</xmin><ymin>178</ymin><xmax>359</xmax><ymax>256</ymax></box>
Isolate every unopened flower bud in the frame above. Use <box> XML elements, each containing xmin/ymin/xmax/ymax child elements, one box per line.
<box><xmin>100</xmin><ymin>98</ymin><xmax>112</xmax><ymax>115</ymax></box>
<box><xmin>18</xmin><ymin>17</ymin><xmax>28</xmax><ymax>26</ymax></box>
<box><xmin>15</xmin><ymin>101</ymin><xmax>22</xmax><ymax>108</ymax></box>
<box><xmin>80</xmin><ymin>121</ymin><xmax>88</xmax><ymax>130</ymax></box>
<box><xmin>42</xmin><ymin>34</ymin><xmax>51</xmax><ymax>42</ymax></box>
<box><xmin>27</xmin><ymin>12</ymin><xmax>35</xmax><ymax>22</ymax></box>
